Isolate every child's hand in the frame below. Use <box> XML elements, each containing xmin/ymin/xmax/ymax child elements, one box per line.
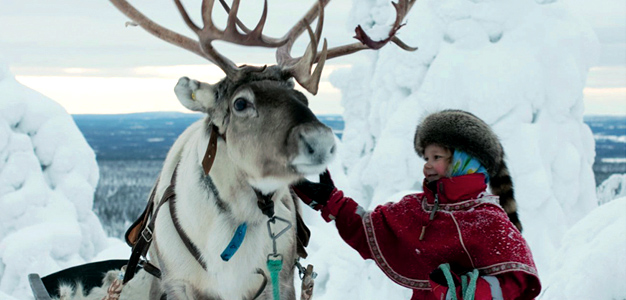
<box><xmin>291</xmin><ymin>170</ymin><xmax>336</xmax><ymax>210</ymax></box>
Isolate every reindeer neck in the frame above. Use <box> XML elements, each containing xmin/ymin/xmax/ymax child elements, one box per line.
<box><xmin>200</xmin><ymin>126</ymin><xmax>288</xmax><ymax>225</ymax></box>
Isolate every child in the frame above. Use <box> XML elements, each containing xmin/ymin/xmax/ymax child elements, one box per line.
<box><xmin>292</xmin><ymin>110</ymin><xmax>541</xmax><ymax>300</ymax></box>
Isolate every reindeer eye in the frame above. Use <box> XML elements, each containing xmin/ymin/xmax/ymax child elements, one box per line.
<box><xmin>233</xmin><ymin>98</ymin><xmax>248</xmax><ymax>111</ymax></box>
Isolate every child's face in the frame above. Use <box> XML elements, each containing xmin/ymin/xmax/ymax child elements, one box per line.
<box><xmin>423</xmin><ymin>144</ymin><xmax>452</xmax><ymax>182</ymax></box>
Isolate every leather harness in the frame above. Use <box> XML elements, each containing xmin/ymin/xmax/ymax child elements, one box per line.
<box><xmin>122</xmin><ymin>124</ymin><xmax>311</xmax><ymax>285</ymax></box>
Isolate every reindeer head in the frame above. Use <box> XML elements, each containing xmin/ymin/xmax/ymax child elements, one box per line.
<box><xmin>174</xmin><ymin>73</ymin><xmax>336</xmax><ymax>188</ymax></box>
<box><xmin>110</xmin><ymin>0</ymin><xmax>416</xmax><ymax>187</ymax></box>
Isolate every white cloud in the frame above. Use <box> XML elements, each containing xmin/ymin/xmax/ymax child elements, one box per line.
<box><xmin>14</xmin><ymin>63</ymin><xmax>354</xmax><ymax>115</ymax></box>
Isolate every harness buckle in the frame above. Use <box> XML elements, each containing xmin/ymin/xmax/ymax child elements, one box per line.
<box><xmin>141</xmin><ymin>227</ymin><xmax>153</xmax><ymax>243</ymax></box>
<box><xmin>266</xmin><ymin>216</ymin><xmax>292</xmax><ymax>257</ymax></box>
<box><xmin>295</xmin><ymin>260</ymin><xmax>318</xmax><ymax>280</ymax></box>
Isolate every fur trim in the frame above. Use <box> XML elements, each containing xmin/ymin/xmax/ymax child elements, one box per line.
<box><xmin>414</xmin><ymin>110</ymin><xmax>502</xmax><ymax>177</ymax></box>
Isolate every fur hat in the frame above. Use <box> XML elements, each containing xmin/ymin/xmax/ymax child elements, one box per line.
<box><xmin>414</xmin><ymin>110</ymin><xmax>502</xmax><ymax>177</ymax></box>
<box><xmin>414</xmin><ymin>110</ymin><xmax>522</xmax><ymax>231</ymax></box>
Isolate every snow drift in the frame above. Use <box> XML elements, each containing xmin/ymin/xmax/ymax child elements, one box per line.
<box><xmin>541</xmin><ymin>197</ymin><xmax>626</xmax><ymax>299</ymax></box>
<box><xmin>0</xmin><ymin>58</ymin><xmax>107</xmax><ymax>299</ymax></box>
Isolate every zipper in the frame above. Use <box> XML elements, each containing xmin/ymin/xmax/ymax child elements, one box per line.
<box><xmin>429</xmin><ymin>193</ymin><xmax>439</xmax><ymax>221</ymax></box>
<box><xmin>420</xmin><ymin>182</ymin><xmax>442</xmax><ymax>241</ymax></box>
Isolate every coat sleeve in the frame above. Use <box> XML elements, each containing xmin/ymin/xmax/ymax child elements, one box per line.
<box><xmin>496</xmin><ymin>272</ymin><xmax>541</xmax><ymax>300</ymax></box>
<box><xmin>319</xmin><ymin>190</ymin><xmax>373</xmax><ymax>260</ymax></box>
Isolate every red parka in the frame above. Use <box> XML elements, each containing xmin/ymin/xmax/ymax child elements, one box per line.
<box><xmin>319</xmin><ymin>173</ymin><xmax>541</xmax><ymax>300</ymax></box>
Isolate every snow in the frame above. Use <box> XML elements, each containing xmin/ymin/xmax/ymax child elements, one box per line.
<box><xmin>0</xmin><ymin>59</ymin><xmax>109</xmax><ymax>299</ymax></box>
<box><xmin>594</xmin><ymin>134</ymin><xmax>626</xmax><ymax>143</ymax></box>
<box><xmin>0</xmin><ymin>0</ymin><xmax>623</xmax><ymax>299</ymax></box>
<box><xmin>541</xmin><ymin>197</ymin><xmax>626</xmax><ymax>299</ymax></box>
<box><xmin>597</xmin><ymin>174</ymin><xmax>626</xmax><ymax>205</ymax></box>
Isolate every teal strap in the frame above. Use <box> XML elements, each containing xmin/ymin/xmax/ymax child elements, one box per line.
<box><xmin>439</xmin><ymin>264</ymin><xmax>457</xmax><ymax>300</ymax></box>
<box><xmin>220</xmin><ymin>223</ymin><xmax>247</xmax><ymax>261</ymax></box>
<box><xmin>267</xmin><ymin>258</ymin><xmax>283</xmax><ymax>300</ymax></box>
<box><xmin>438</xmin><ymin>264</ymin><xmax>480</xmax><ymax>300</ymax></box>
<box><xmin>461</xmin><ymin>274</ymin><xmax>468</xmax><ymax>296</ymax></box>
<box><xmin>461</xmin><ymin>269</ymin><xmax>479</xmax><ymax>300</ymax></box>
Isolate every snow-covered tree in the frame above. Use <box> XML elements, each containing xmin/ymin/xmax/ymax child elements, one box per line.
<box><xmin>0</xmin><ymin>58</ymin><xmax>107</xmax><ymax>299</ymax></box>
<box><xmin>597</xmin><ymin>173</ymin><xmax>626</xmax><ymax>205</ymax></box>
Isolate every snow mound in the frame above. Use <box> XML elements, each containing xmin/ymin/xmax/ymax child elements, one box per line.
<box><xmin>596</xmin><ymin>173</ymin><xmax>626</xmax><ymax>205</ymax></box>
<box><xmin>0</xmin><ymin>60</ymin><xmax>107</xmax><ymax>299</ymax></box>
<box><xmin>541</xmin><ymin>197</ymin><xmax>626</xmax><ymax>299</ymax></box>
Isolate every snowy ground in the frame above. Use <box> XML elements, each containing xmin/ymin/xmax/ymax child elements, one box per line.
<box><xmin>540</xmin><ymin>196</ymin><xmax>626</xmax><ymax>300</ymax></box>
<box><xmin>1</xmin><ymin>0</ymin><xmax>625</xmax><ymax>299</ymax></box>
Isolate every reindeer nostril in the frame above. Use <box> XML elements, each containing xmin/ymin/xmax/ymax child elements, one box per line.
<box><xmin>306</xmin><ymin>143</ymin><xmax>315</xmax><ymax>155</ymax></box>
<box><xmin>330</xmin><ymin>145</ymin><xmax>336</xmax><ymax>154</ymax></box>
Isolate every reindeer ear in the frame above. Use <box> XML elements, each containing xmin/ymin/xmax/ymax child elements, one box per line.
<box><xmin>174</xmin><ymin>77</ymin><xmax>217</xmax><ymax>112</ymax></box>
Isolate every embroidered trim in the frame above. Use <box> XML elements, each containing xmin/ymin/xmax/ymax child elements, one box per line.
<box><xmin>478</xmin><ymin>262</ymin><xmax>539</xmax><ymax>277</ymax></box>
<box><xmin>363</xmin><ymin>212</ymin><xmax>431</xmax><ymax>290</ymax></box>
<box><xmin>422</xmin><ymin>195</ymin><xmax>500</xmax><ymax>212</ymax></box>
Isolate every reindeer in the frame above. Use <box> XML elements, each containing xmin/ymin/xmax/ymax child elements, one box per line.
<box><xmin>54</xmin><ymin>1</ymin><xmax>416</xmax><ymax>299</ymax></box>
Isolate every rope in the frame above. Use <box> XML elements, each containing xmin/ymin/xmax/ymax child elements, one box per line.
<box><xmin>439</xmin><ymin>264</ymin><xmax>457</xmax><ymax>300</ymax></box>
<box><xmin>101</xmin><ymin>267</ymin><xmax>126</xmax><ymax>300</ymax></box>
<box><xmin>437</xmin><ymin>263</ymin><xmax>480</xmax><ymax>300</ymax></box>
<box><xmin>461</xmin><ymin>269</ymin><xmax>479</xmax><ymax>300</ymax></box>
<box><xmin>267</xmin><ymin>258</ymin><xmax>283</xmax><ymax>300</ymax></box>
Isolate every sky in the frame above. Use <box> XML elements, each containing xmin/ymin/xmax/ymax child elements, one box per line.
<box><xmin>0</xmin><ymin>0</ymin><xmax>625</xmax><ymax>116</ymax></box>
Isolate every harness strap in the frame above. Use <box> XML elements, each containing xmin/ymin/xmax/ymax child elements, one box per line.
<box><xmin>267</xmin><ymin>259</ymin><xmax>283</xmax><ymax>300</ymax></box>
<box><xmin>139</xmin><ymin>261</ymin><xmax>162</xmax><ymax>279</ymax></box>
<box><xmin>202</xmin><ymin>125</ymin><xmax>220</xmax><ymax>176</ymax></box>
<box><xmin>251</xmin><ymin>268</ymin><xmax>269</xmax><ymax>300</ymax></box>
<box><xmin>254</xmin><ymin>188</ymin><xmax>275</xmax><ymax>218</ymax></box>
<box><xmin>123</xmin><ymin>167</ymin><xmax>178</xmax><ymax>284</ymax></box>
<box><xmin>123</xmin><ymin>182</ymin><xmax>160</xmax><ymax>284</ymax></box>
<box><xmin>125</xmin><ymin>194</ymin><xmax>154</xmax><ymax>248</ymax></box>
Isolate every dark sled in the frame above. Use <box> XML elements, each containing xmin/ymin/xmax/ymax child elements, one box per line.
<box><xmin>28</xmin><ymin>259</ymin><xmax>128</xmax><ymax>300</ymax></box>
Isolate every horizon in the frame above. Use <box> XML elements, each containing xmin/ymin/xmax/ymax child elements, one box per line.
<box><xmin>67</xmin><ymin>110</ymin><xmax>624</xmax><ymax>117</ymax></box>
<box><xmin>13</xmin><ymin>64</ymin><xmax>626</xmax><ymax>116</ymax></box>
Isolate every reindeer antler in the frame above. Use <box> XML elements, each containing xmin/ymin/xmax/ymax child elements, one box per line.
<box><xmin>275</xmin><ymin>0</ymin><xmax>417</xmax><ymax>94</ymax></box>
<box><xmin>110</xmin><ymin>0</ymin><xmax>417</xmax><ymax>94</ymax></box>
<box><xmin>355</xmin><ymin>0</ymin><xmax>417</xmax><ymax>50</ymax></box>
<box><xmin>111</xmin><ymin>0</ymin><xmax>287</xmax><ymax>80</ymax></box>
<box><xmin>275</xmin><ymin>0</ymin><xmax>329</xmax><ymax>94</ymax></box>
